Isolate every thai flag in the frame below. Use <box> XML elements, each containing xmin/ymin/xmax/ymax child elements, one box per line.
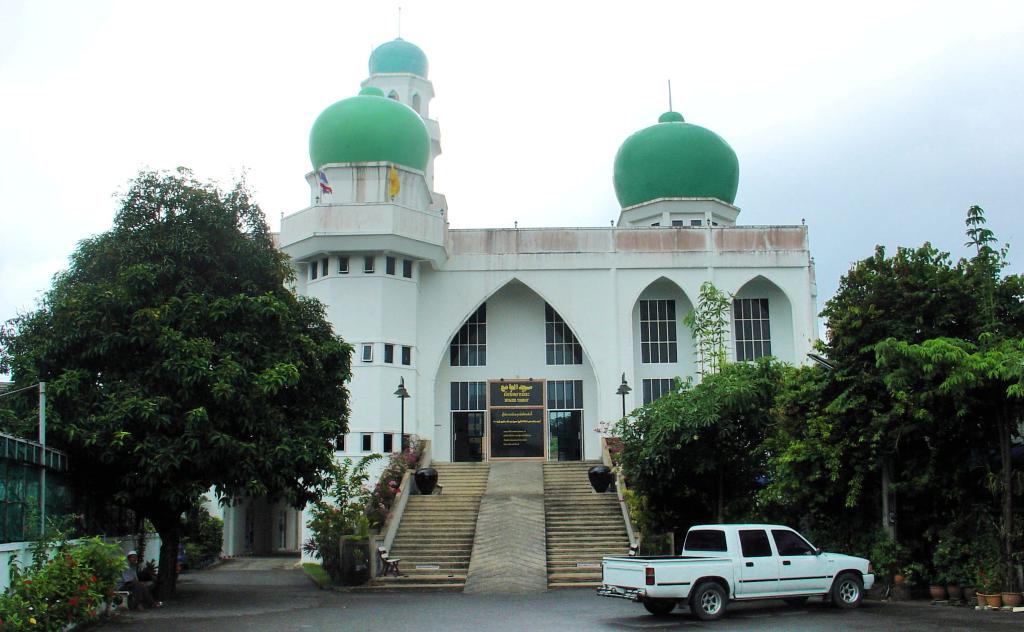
<box><xmin>318</xmin><ymin>170</ymin><xmax>333</xmax><ymax>194</ymax></box>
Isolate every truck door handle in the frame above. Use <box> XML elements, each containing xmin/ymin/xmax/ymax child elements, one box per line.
<box><xmin>745</xmin><ymin>562</ymin><xmax>753</xmax><ymax>567</ymax></box>
<box><xmin>783</xmin><ymin>561</ymin><xmax>792</xmax><ymax>566</ymax></box>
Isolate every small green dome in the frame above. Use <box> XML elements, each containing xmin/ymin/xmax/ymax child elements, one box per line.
<box><xmin>359</xmin><ymin>86</ymin><xmax>385</xmax><ymax>96</ymax></box>
<box><xmin>309</xmin><ymin>94</ymin><xmax>430</xmax><ymax>171</ymax></box>
<box><xmin>369</xmin><ymin>38</ymin><xmax>428</xmax><ymax>78</ymax></box>
<box><xmin>613</xmin><ymin>112</ymin><xmax>739</xmax><ymax>207</ymax></box>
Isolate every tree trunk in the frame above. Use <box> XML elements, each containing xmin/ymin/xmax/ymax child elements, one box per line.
<box><xmin>717</xmin><ymin>465</ymin><xmax>724</xmax><ymax>524</ymax></box>
<box><xmin>998</xmin><ymin>407</ymin><xmax>1017</xmax><ymax>591</ymax></box>
<box><xmin>150</xmin><ymin>511</ymin><xmax>182</xmax><ymax>600</ymax></box>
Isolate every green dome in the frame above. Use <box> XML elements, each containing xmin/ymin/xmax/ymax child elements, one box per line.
<box><xmin>309</xmin><ymin>94</ymin><xmax>430</xmax><ymax>171</ymax></box>
<box><xmin>369</xmin><ymin>38</ymin><xmax>428</xmax><ymax>78</ymax></box>
<box><xmin>613</xmin><ymin>112</ymin><xmax>739</xmax><ymax>207</ymax></box>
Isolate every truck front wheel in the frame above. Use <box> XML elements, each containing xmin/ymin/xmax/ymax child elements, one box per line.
<box><xmin>831</xmin><ymin>572</ymin><xmax>863</xmax><ymax>609</ymax></box>
<box><xmin>689</xmin><ymin>582</ymin><xmax>727</xmax><ymax>621</ymax></box>
<box><xmin>642</xmin><ymin>599</ymin><xmax>676</xmax><ymax>616</ymax></box>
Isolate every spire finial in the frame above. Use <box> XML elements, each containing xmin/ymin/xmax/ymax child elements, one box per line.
<box><xmin>667</xmin><ymin>79</ymin><xmax>673</xmax><ymax>112</ymax></box>
<box><xmin>398</xmin><ymin>6</ymin><xmax>402</xmax><ymax>38</ymax></box>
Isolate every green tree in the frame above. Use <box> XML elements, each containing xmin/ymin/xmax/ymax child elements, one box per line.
<box><xmin>615</xmin><ymin>360</ymin><xmax>782</xmax><ymax>532</ymax></box>
<box><xmin>684</xmin><ymin>282</ymin><xmax>732</xmax><ymax>377</ymax></box>
<box><xmin>874</xmin><ymin>207</ymin><xmax>1024</xmax><ymax>590</ymax></box>
<box><xmin>0</xmin><ymin>169</ymin><xmax>352</xmax><ymax>597</ymax></box>
<box><xmin>768</xmin><ymin>205</ymin><xmax>1022</xmax><ymax>568</ymax></box>
<box><xmin>302</xmin><ymin>454</ymin><xmax>379</xmax><ymax>582</ymax></box>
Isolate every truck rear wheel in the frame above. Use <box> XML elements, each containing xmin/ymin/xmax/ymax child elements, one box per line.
<box><xmin>689</xmin><ymin>581</ymin><xmax>727</xmax><ymax>621</ymax></box>
<box><xmin>642</xmin><ymin>599</ymin><xmax>675</xmax><ymax>616</ymax></box>
<box><xmin>831</xmin><ymin>572</ymin><xmax>863</xmax><ymax>609</ymax></box>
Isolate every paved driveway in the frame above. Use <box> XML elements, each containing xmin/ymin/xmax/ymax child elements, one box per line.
<box><xmin>109</xmin><ymin>565</ymin><xmax>1024</xmax><ymax>632</ymax></box>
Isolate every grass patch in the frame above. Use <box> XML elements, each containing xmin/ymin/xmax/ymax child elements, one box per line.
<box><xmin>302</xmin><ymin>563</ymin><xmax>332</xmax><ymax>589</ymax></box>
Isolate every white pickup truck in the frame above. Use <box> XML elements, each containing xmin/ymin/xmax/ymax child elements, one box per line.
<box><xmin>598</xmin><ymin>524</ymin><xmax>875</xmax><ymax>621</ymax></box>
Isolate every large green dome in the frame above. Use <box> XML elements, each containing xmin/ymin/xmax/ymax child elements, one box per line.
<box><xmin>369</xmin><ymin>38</ymin><xmax>428</xmax><ymax>78</ymax></box>
<box><xmin>308</xmin><ymin>92</ymin><xmax>430</xmax><ymax>171</ymax></box>
<box><xmin>613</xmin><ymin>112</ymin><xmax>739</xmax><ymax>208</ymax></box>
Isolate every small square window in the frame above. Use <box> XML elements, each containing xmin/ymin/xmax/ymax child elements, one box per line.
<box><xmin>383</xmin><ymin>433</ymin><xmax>394</xmax><ymax>453</ymax></box>
<box><xmin>402</xmin><ymin>259</ymin><xmax>413</xmax><ymax>278</ymax></box>
<box><xmin>338</xmin><ymin>256</ymin><xmax>349</xmax><ymax>274</ymax></box>
<box><xmin>650</xmin><ymin>222</ymin><xmax>660</xmax><ymax>227</ymax></box>
<box><xmin>321</xmin><ymin>258</ymin><xmax>329</xmax><ymax>276</ymax></box>
<box><xmin>363</xmin><ymin>256</ymin><xmax>375</xmax><ymax>273</ymax></box>
<box><xmin>384</xmin><ymin>343</ymin><xmax>394</xmax><ymax>364</ymax></box>
<box><xmin>401</xmin><ymin>346</ymin><xmax>412</xmax><ymax>365</ymax></box>
<box><xmin>691</xmin><ymin>219</ymin><xmax>703</xmax><ymax>227</ymax></box>
<box><xmin>310</xmin><ymin>263</ymin><xmax>318</xmax><ymax>280</ymax></box>
<box><xmin>386</xmin><ymin>256</ymin><xmax>396</xmax><ymax>275</ymax></box>
<box><xmin>361</xmin><ymin>344</ymin><xmax>373</xmax><ymax>362</ymax></box>
<box><xmin>335</xmin><ymin>434</ymin><xmax>346</xmax><ymax>452</ymax></box>
<box><xmin>672</xmin><ymin>219</ymin><xmax>684</xmax><ymax>227</ymax></box>
<box><xmin>361</xmin><ymin>433</ymin><xmax>372</xmax><ymax>452</ymax></box>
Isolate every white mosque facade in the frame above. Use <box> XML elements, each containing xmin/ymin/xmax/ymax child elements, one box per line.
<box><xmin>218</xmin><ymin>38</ymin><xmax>819</xmax><ymax>556</ymax></box>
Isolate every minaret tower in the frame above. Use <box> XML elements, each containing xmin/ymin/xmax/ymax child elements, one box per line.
<box><xmin>279</xmin><ymin>39</ymin><xmax>448</xmax><ymax>517</ymax></box>
<box><xmin>361</xmin><ymin>38</ymin><xmax>443</xmax><ymax>197</ymax></box>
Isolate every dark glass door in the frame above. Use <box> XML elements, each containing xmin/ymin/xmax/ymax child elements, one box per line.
<box><xmin>452</xmin><ymin>412</ymin><xmax>484</xmax><ymax>462</ymax></box>
<box><xmin>549</xmin><ymin>410</ymin><xmax>582</xmax><ymax>461</ymax></box>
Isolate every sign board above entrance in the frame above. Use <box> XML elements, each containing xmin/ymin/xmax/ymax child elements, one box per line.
<box><xmin>489</xmin><ymin>380</ymin><xmax>543</xmax><ymax>408</ymax></box>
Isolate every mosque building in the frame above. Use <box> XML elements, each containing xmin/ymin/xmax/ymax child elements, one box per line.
<box><xmin>219</xmin><ymin>38</ymin><xmax>818</xmax><ymax>556</ymax></box>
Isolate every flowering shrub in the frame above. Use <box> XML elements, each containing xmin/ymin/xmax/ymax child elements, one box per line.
<box><xmin>0</xmin><ymin>536</ymin><xmax>124</xmax><ymax>631</ymax></box>
<box><xmin>365</xmin><ymin>437</ymin><xmax>423</xmax><ymax>528</ymax></box>
<box><xmin>305</xmin><ymin>455</ymin><xmax>379</xmax><ymax>583</ymax></box>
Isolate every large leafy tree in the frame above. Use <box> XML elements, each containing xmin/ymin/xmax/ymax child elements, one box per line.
<box><xmin>875</xmin><ymin>206</ymin><xmax>1024</xmax><ymax>590</ymax></box>
<box><xmin>0</xmin><ymin>169</ymin><xmax>351</xmax><ymax>596</ymax></box>
<box><xmin>766</xmin><ymin>206</ymin><xmax>1023</xmax><ymax>566</ymax></box>
<box><xmin>615</xmin><ymin>360</ymin><xmax>782</xmax><ymax>532</ymax></box>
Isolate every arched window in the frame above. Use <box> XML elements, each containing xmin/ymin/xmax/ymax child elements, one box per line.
<box><xmin>388</xmin><ymin>90</ymin><xmax>400</xmax><ymax>101</ymax></box>
<box><xmin>412</xmin><ymin>93</ymin><xmax>421</xmax><ymax>113</ymax></box>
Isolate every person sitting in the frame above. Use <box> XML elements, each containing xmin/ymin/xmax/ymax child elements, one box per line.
<box><xmin>119</xmin><ymin>550</ymin><xmax>162</xmax><ymax>610</ymax></box>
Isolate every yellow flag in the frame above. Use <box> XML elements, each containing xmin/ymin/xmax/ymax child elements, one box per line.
<box><xmin>388</xmin><ymin>164</ymin><xmax>401</xmax><ymax>198</ymax></box>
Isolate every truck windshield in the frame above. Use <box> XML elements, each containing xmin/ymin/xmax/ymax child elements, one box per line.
<box><xmin>683</xmin><ymin>530</ymin><xmax>727</xmax><ymax>552</ymax></box>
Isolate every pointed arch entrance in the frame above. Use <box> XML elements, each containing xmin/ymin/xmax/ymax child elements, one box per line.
<box><xmin>432</xmin><ymin>279</ymin><xmax>598</xmax><ymax>462</ymax></box>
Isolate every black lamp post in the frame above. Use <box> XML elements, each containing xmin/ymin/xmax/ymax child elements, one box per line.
<box><xmin>394</xmin><ymin>377</ymin><xmax>410</xmax><ymax>451</ymax></box>
<box><xmin>615</xmin><ymin>373</ymin><xmax>632</xmax><ymax>418</ymax></box>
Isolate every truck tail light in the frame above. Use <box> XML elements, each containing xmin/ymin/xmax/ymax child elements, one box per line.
<box><xmin>645</xmin><ymin>567</ymin><xmax>655</xmax><ymax>586</ymax></box>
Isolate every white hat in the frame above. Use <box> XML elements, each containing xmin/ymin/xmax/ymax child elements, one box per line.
<box><xmin>127</xmin><ymin>550</ymin><xmax>138</xmax><ymax>557</ymax></box>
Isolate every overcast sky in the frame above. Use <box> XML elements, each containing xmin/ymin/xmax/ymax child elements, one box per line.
<box><xmin>2</xmin><ymin>0</ymin><xmax>1022</xmax><ymax>328</ymax></box>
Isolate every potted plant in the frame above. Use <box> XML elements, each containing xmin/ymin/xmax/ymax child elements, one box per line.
<box><xmin>928</xmin><ymin>576</ymin><xmax>948</xmax><ymax>601</ymax></box>
<box><xmin>932</xmin><ymin>532</ymin><xmax>969</xmax><ymax>601</ymax></box>
<box><xmin>977</xmin><ymin>564</ymin><xmax>1002</xmax><ymax>608</ymax></box>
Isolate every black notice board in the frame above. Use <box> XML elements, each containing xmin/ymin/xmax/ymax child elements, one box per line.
<box><xmin>490</xmin><ymin>407</ymin><xmax>545</xmax><ymax>458</ymax></box>
<box><xmin>489</xmin><ymin>381</ymin><xmax>544</xmax><ymax>407</ymax></box>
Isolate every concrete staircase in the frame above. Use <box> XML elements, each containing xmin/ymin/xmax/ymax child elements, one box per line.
<box><xmin>375</xmin><ymin>462</ymin><xmax>490</xmax><ymax>590</ymax></box>
<box><xmin>543</xmin><ymin>461</ymin><xmax>631</xmax><ymax>588</ymax></box>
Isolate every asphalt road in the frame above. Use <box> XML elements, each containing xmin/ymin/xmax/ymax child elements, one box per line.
<box><xmin>107</xmin><ymin>565</ymin><xmax>1023</xmax><ymax>632</ymax></box>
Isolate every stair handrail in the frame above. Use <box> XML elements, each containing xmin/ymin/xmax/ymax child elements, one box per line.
<box><xmin>601</xmin><ymin>436</ymin><xmax>637</xmax><ymax>550</ymax></box>
<box><xmin>382</xmin><ymin>468</ymin><xmax>414</xmax><ymax>553</ymax></box>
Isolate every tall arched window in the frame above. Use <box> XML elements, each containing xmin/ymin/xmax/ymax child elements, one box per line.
<box><xmin>412</xmin><ymin>93</ymin><xmax>421</xmax><ymax>113</ymax></box>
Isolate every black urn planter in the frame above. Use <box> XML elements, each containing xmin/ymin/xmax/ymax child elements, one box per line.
<box><xmin>588</xmin><ymin>465</ymin><xmax>614</xmax><ymax>493</ymax></box>
<box><xmin>414</xmin><ymin>467</ymin><xmax>438</xmax><ymax>495</ymax></box>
